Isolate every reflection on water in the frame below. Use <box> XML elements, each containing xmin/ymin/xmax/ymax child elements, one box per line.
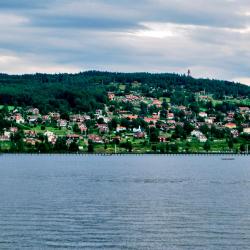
<box><xmin>0</xmin><ymin>155</ymin><xmax>250</xmax><ymax>249</ymax></box>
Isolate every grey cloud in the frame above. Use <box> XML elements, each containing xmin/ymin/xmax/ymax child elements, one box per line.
<box><xmin>0</xmin><ymin>0</ymin><xmax>51</xmax><ymax>9</ymax></box>
<box><xmin>31</xmin><ymin>16</ymin><xmax>145</xmax><ymax>30</ymax></box>
<box><xmin>0</xmin><ymin>0</ymin><xmax>250</xmax><ymax>84</ymax></box>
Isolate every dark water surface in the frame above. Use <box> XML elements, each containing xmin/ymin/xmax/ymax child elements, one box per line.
<box><xmin>0</xmin><ymin>155</ymin><xmax>250</xmax><ymax>249</ymax></box>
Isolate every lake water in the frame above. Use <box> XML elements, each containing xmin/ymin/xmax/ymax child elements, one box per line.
<box><xmin>0</xmin><ymin>155</ymin><xmax>250</xmax><ymax>249</ymax></box>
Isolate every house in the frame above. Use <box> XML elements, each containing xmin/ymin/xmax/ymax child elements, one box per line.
<box><xmin>227</xmin><ymin>112</ymin><xmax>235</xmax><ymax>119</ymax></box>
<box><xmin>199</xmin><ymin>112</ymin><xmax>208</xmax><ymax>118</ymax></box>
<box><xmin>14</xmin><ymin>114</ymin><xmax>25</xmax><ymax>124</ymax></box>
<box><xmin>28</xmin><ymin>116</ymin><xmax>39</xmax><ymax>124</ymax></box>
<box><xmin>24</xmin><ymin>130</ymin><xmax>37</xmax><ymax>138</ymax></box>
<box><xmin>124</xmin><ymin>94</ymin><xmax>140</xmax><ymax>102</ymax></box>
<box><xmin>134</xmin><ymin>132</ymin><xmax>146</xmax><ymax>139</ymax></box>
<box><xmin>44</xmin><ymin>131</ymin><xmax>57</xmax><ymax>144</ymax></box>
<box><xmin>243</xmin><ymin>127</ymin><xmax>250</xmax><ymax>134</ymax></box>
<box><xmin>24</xmin><ymin>138</ymin><xmax>41</xmax><ymax>146</ymax></box>
<box><xmin>88</xmin><ymin>134</ymin><xmax>103</xmax><ymax>143</ymax></box>
<box><xmin>10</xmin><ymin>127</ymin><xmax>18</xmax><ymax>133</ymax></box>
<box><xmin>67</xmin><ymin>134</ymin><xmax>81</xmax><ymax>140</ymax></box>
<box><xmin>108</xmin><ymin>92</ymin><xmax>115</xmax><ymax>100</ymax></box>
<box><xmin>198</xmin><ymin>135</ymin><xmax>207</xmax><ymax>142</ymax></box>
<box><xmin>49</xmin><ymin>112</ymin><xmax>60</xmax><ymax>120</ymax></box>
<box><xmin>231</xmin><ymin>129</ymin><xmax>239</xmax><ymax>138</ymax></box>
<box><xmin>27</xmin><ymin>108</ymin><xmax>39</xmax><ymax>115</ymax></box>
<box><xmin>239</xmin><ymin>107</ymin><xmax>250</xmax><ymax>114</ymax></box>
<box><xmin>70</xmin><ymin>114</ymin><xmax>85</xmax><ymax>123</ymax></box>
<box><xmin>0</xmin><ymin>131</ymin><xmax>11</xmax><ymax>141</ymax></box>
<box><xmin>191</xmin><ymin>130</ymin><xmax>207</xmax><ymax>142</ymax></box>
<box><xmin>79</xmin><ymin>124</ymin><xmax>87</xmax><ymax>133</ymax></box>
<box><xmin>178</xmin><ymin>105</ymin><xmax>187</xmax><ymax>111</ymax></box>
<box><xmin>97</xmin><ymin>124</ymin><xmax>109</xmax><ymax>133</ymax></box>
<box><xmin>42</xmin><ymin>115</ymin><xmax>50</xmax><ymax>122</ymax></box>
<box><xmin>152</xmin><ymin>99</ymin><xmax>162</xmax><ymax>108</ymax></box>
<box><xmin>167</xmin><ymin>113</ymin><xmax>174</xmax><ymax>120</ymax></box>
<box><xmin>57</xmin><ymin>119</ymin><xmax>68</xmax><ymax>128</ymax></box>
<box><xmin>133</xmin><ymin>126</ymin><xmax>142</xmax><ymax>133</ymax></box>
<box><xmin>205</xmin><ymin>118</ymin><xmax>214</xmax><ymax>124</ymax></box>
<box><xmin>144</xmin><ymin>117</ymin><xmax>158</xmax><ymax>124</ymax></box>
<box><xmin>126</xmin><ymin>115</ymin><xmax>138</xmax><ymax>120</ymax></box>
<box><xmin>224</xmin><ymin>122</ymin><xmax>237</xmax><ymax>129</ymax></box>
<box><xmin>116</xmin><ymin>126</ymin><xmax>127</xmax><ymax>132</ymax></box>
<box><xmin>158</xmin><ymin>136</ymin><xmax>168</xmax><ymax>143</ymax></box>
<box><xmin>0</xmin><ymin>135</ymin><xmax>10</xmax><ymax>141</ymax></box>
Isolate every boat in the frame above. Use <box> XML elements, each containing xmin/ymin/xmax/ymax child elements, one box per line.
<box><xmin>221</xmin><ymin>158</ymin><xmax>235</xmax><ymax>161</ymax></box>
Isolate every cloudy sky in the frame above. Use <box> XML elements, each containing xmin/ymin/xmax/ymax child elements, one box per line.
<box><xmin>1</xmin><ymin>0</ymin><xmax>250</xmax><ymax>84</ymax></box>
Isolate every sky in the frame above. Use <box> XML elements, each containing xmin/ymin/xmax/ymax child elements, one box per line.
<box><xmin>0</xmin><ymin>0</ymin><xmax>250</xmax><ymax>85</ymax></box>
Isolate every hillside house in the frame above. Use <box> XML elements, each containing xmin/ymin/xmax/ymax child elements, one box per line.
<box><xmin>224</xmin><ymin>123</ymin><xmax>237</xmax><ymax>129</ymax></box>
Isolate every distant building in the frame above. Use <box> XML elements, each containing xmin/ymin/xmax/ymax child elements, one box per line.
<box><xmin>243</xmin><ymin>128</ymin><xmax>250</xmax><ymax>134</ymax></box>
<box><xmin>199</xmin><ymin>112</ymin><xmax>208</xmax><ymax>118</ymax></box>
<box><xmin>224</xmin><ymin>123</ymin><xmax>237</xmax><ymax>129</ymax></box>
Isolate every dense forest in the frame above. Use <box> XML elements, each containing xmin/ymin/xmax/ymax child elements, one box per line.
<box><xmin>0</xmin><ymin>71</ymin><xmax>249</xmax><ymax>114</ymax></box>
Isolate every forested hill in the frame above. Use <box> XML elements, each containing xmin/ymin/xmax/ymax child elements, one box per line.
<box><xmin>0</xmin><ymin>71</ymin><xmax>249</xmax><ymax>113</ymax></box>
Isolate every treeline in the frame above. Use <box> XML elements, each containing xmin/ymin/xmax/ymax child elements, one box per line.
<box><xmin>0</xmin><ymin>71</ymin><xmax>249</xmax><ymax>113</ymax></box>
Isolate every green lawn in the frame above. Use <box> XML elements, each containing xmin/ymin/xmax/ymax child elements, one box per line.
<box><xmin>31</xmin><ymin>125</ymin><xmax>71</xmax><ymax>136</ymax></box>
<box><xmin>212</xmin><ymin>98</ymin><xmax>250</xmax><ymax>106</ymax></box>
<box><xmin>0</xmin><ymin>141</ymin><xmax>11</xmax><ymax>150</ymax></box>
<box><xmin>119</xmin><ymin>84</ymin><xmax>126</xmax><ymax>91</ymax></box>
<box><xmin>0</xmin><ymin>105</ymin><xmax>16</xmax><ymax>111</ymax></box>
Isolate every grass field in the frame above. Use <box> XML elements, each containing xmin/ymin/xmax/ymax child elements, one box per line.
<box><xmin>0</xmin><ymin>105</ymin><xmax>16</xmax><ymax>111</ymax></box>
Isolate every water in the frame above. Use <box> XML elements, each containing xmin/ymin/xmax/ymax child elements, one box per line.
<box><xmin>0</xmin><ymin>155</ymin><xmax>250</xmax><ymax>249</ymax></box>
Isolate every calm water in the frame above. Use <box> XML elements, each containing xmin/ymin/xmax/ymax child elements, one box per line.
<box><xmin>0</xmin><ymin>155</ymin><xmax>250</xmax><ymax>249</ymax></box>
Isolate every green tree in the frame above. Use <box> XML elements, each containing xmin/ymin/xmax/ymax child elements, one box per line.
<box><xmin>203</xmin><ymin>140</ymin><xmax>211</xmax><ymax>152</ymax></box>
<box><xmin>149</xmin><ymin>127</ymin><xmax>159</xmax><ymax>143</ymax></box>
<box><xmin>69</xmin><ymin>141</ymin><xmax>79</xmax><ymax>152</ymax></box>
<box><xmin>88</xmin><ymin>140</ymin><xmax>94</xmax><ymax>153</ymax></box>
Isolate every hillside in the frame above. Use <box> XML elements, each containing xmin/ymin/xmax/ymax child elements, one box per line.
<box><xmin>0</xmin><ymin>71</ymin><xmax>249</xmax><ymax>114</ymax></box>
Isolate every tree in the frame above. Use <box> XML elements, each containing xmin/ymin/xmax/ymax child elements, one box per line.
<box><xmin>149</xmin><ymin>127</ymin><xmax>159</xmax><ymax>143</ymax></box>
<box><xmin>228</xmin><ymin>139</ymin><xmax>234</xmax><ymax>150</ymax></box>
<box><xmin>173</xmin><ymin>125</ymin><xmax>186</xmax><ymax>139</ymax></box>
<box><xmin>73</xmin><ymin>124</ymin><xmax>80</xmax><ymax>133</ymax></box>
<box><xmin>108</xmin><ymin>118</ymin><xmax>118</xmax><ymax>131</ymax></box>
<box><xmin>190</xmin><ymin>102</ymin><xmax>200</xmax><ymax>114</ymax></box>
<box><xmin>183</xmin><ymin>122</ymin><xmax>194</xmax><ymax>135</ymax></box>
<box><xmin>37</xmin><ymin>142</ymin><xmax>50</xmax><ymax>153</ymax></box>
<box><xmin>140</xmin><ymin>102</ymin><xmax>148</xmax><ymax>115</ymax></box>
<box><xmin>165</xmin><ymin>143</ymin><xmax>170</xmax><ymax>153</ymax></box>
<box><xmin>159</xmin><ymin>143</ymin><xmax>165</xmax><ymax>153</ymax></box>
<box><xmin>88</xmin><ymin>140</ymin><xmax>94</xmax><ymax>153</ymax></box>
<box><xmin>170</xmin><ymin>143</ymin><xmax>179</xmax><ymax>153</ymax></box>
<box><xmin>240</xmin><ymin>144</ymin><xmax>245</xmax><ymax>152</ymax></box>
<box><xmin>69</xmin><ymin>141</ymin><xmax>79</xmax><ymax>152</ymax></box>
<box><xmin>126</xmin><ymin>141</ymin><xmax>132</xmax><ymax>152</ymax></box>
<box><xmin>162</xmin><ymin>98</ymin><xmax>168</xmax><ymax>110</ymax></box>
<box><xmin>54</xmin><ymin>137</ymin><xmax>67</xmax><ymax>152</ymax></box>
<box><xmin>200</xmin><ymin>124</ymin><xmax>210</xmax><ymax>136</ymax></box>
<box><xmin>203</xmin><ymin>140</ymin><xmax>211</xmax><ymax>152</ymax></box>
<box><xmin>152</xmin><ymin>145</ymin><xmax>157</xmax><ymax>152</ymax></box>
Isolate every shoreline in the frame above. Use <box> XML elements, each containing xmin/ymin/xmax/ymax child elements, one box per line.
<box><xmin>1</xmin><ymin>152</ymin><xmax>249</xmax><ymax>156</ymax></box>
